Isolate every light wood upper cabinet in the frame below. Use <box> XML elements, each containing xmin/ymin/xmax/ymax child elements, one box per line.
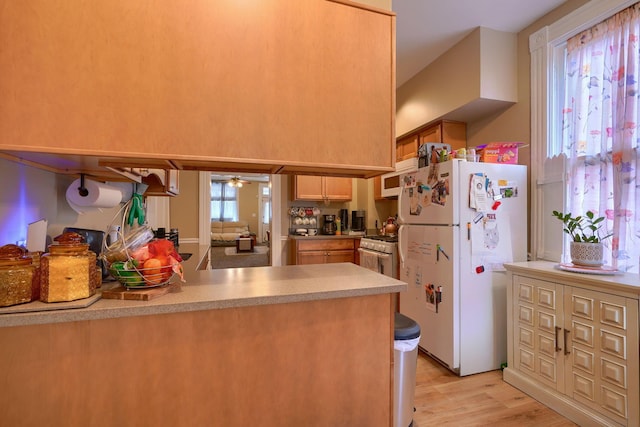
<box><xmin>323</xmin><ymin>177</ymin><xmax>352</xmax><ymax>201</ymax></box>
<box><xmin>143</xmin><ymin>169</ymin><xmax>179</xmax><ymax>196</ymax></box>
<box><xmin>419</xmin><ymin>120</ymin><xmax>467</xmax><ymax>151</ymax></box>
<box><xmin>396</xmin><ymin>135</ymin><xmax>420</xmax><ymax>161</ymax></box>
<box><xmin>373</xmin><ymin>176</ymin><xmax>384</xmax><ymax>201</ymax></box>
<box><xmin>293</xmin><ymin>176</ymin><xmax>352</xmax><ymax>202</ymax></box>
<box><xmin>0</xmin><ymin>0</ymin><xmax>395</xmax><ymax>178</ymax></box>
<box><xmin>294</xmin><ymin>176</ymin><xmax>324</xmax><ymax>200</ymax></box>
<box><xmin>396</xmin><ymin>120</ymin><xmax>467</xmax><ymax>160</ymax></box>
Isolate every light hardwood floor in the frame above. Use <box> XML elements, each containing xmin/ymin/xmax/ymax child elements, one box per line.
<box><xmin>411</xmin><ymin>351</ymin><xmax>578</xmax><ymax>426</ymax></box>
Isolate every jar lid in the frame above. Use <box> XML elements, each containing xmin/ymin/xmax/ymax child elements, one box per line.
<box><xmin>48</xmin><ymin>232</ymin><xmax>89</xmax><ymax>254</ymax></box>
<box><xmin>0</xmin><ymin>244</ymin><xmax>32</xmax><ymax>266</ymax></box>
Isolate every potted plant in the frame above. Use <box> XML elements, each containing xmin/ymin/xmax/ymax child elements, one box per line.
<box><xmin>552</xmin><ymin>210</ymin><xmax>611</xmax><ymax>266</ymax></box>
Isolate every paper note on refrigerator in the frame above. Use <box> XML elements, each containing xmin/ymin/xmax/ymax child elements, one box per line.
<box><xmin>469</xmin><ymin>174</ymin><xmax>490</xmax><ymax>212</ymax></box>
<box><xmin>407</xmin><ymin>239</ymin><xmax>435</xmax><ymax>264</ymax></box>
<box><xmin>470</xmin><ymin>212</ymin><xmax>513</xmax><ymax>273</ymax></box>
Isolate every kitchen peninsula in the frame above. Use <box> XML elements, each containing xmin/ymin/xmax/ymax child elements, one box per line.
<box><xmin>0</xmin><ymin>245</ymin><xmax>405</xmax><ymax>427</ymax></box>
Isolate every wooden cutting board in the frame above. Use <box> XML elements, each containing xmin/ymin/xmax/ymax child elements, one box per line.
<box><xmin>101</xmin><ymin>283</ymin><xmax>181</xmax><ymax>301</ymax></box>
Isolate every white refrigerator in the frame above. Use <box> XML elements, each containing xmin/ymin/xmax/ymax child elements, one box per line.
<box><xmin>398</xmin><ymin>159</ymin><xmax>527</xmax><ymax>376</ymax></box>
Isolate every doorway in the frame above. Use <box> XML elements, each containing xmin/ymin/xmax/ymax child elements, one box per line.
<box><xmin>208</xmin><ymin>173</ymin><xmax>270</xmax><ymax>238</ymax></box>
<box><xmin>199</xmin><ymin>172</ymin><xmax>281</xmax><ymax>267</ymax></box>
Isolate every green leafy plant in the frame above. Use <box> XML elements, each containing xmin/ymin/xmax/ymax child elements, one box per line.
<box><xmin>552</xmin><ymin>210</ymin><xmax>611</xmax><ymax>243</ymax></box>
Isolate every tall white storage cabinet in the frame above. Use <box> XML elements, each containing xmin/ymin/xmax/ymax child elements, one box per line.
<box><xmin>504</xmin><ymin>262</ymin><xmax>640</xmax><ymax>427</ymax></box>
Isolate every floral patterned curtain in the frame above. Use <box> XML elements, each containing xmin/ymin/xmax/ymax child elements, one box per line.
<box><xmin>562</xmin><ymin>3</ymin><xmax>640</xmax><ymax>271</ymax></box>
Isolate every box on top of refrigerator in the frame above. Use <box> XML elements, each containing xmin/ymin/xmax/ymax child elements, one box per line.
<box><xmin>477</xmin><ymin>142</ymin><xmax>525</xmax><ymax>164</ymax></box>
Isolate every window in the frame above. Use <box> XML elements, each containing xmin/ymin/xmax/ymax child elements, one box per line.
<box><xmin>532</xmin><ymin>0</ymin><xmax>640</xmax><ymax>271</ymax></box>
<box><xmin>210</xmin><ymin>181</ymin><xmax>239</xmax><ymax>222</ymax></box>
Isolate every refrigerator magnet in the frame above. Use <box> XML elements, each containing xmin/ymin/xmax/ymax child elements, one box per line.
<box><xmin>475</xmin><ymin>265</ymin><xmax>485</xmax><ymax>274</ymax></box>
<box><xmin>436</xmin><ymin>244</ymin><xmax>450</xmax><ymax>261</ymax></box>
<box><xmin>403</xmin><ymin>174</ymin><xmax>416</xmax><ymax>188</ymax></box>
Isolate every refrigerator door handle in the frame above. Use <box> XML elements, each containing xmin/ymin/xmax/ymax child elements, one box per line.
<box><xmin>398</xmin><ymin>225</ymin><xmax>405</xmax><ymax>267</ymax></box>
<box><xmin>397</xmin><ymin>177</ymin><xmax>406</xmax><ymax>224</ymax></box>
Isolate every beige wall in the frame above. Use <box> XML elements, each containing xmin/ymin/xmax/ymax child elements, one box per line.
<box><xmin>169</xmin><ymin>170</ymin><xmax>199</xmax><ymax>240</ymax></box>
<box><xmin>466</xmin><ymin>0</ymin><xmax>589</xmax><ymax>166</ymax></box>
<box><xmin>396</xmin><ymin>0</ymin><xmax>588</xmax><ymax>151</ymax></box>
<box><xmin>396</xmin><ymin>27</ymin><xmax>517</xmax><ymax>137</ymax></box>
<box><xmin>238</xmin><ymin>182</ymin><xmax>261</xmax><ymax>234</ymax></box>
<box><xmin>0</xmin><ymin>158</ymin><xmax>125</xmax><ymax>248</ymax></box>
<box><xmin>394</xmin><ymin>0</ymin><xmax>589</xmax><ymax>256</ymax></box>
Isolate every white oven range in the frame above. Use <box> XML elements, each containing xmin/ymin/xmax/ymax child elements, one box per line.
<box><xmin>358</xmin><ymin>235</ymin><xmax>398</xmax><ymax>279</ymax></box>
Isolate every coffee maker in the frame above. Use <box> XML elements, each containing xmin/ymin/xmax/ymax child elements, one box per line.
<box><xmin>351</xmin><ymin>210</ymin><xmax>365</xmax><ymax>232</ymax></box>
<box><xmin>338</xmin><ymin>209</ymin><xmax>349</xmax><ymax>231</ymax></box>
<box><xmin>323</xmin><ymin>215</ymin><xmax>337</xmax><ymax>235</ymax></box>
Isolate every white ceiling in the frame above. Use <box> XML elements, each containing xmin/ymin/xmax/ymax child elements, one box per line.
<box><xmin>393</xmin><ymin>0</ymin><xmax>568</xmax><ymax>87</ymax></box>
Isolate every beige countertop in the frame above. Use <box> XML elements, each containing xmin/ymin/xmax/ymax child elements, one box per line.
<box><xmin>505</xmin><ymin>260</ymin><xmax>640</xmax><ymax>296</ymax></box>
<box><xmin>0</xmin><ymin>243</ymin><xmax>406</xmax><ymax>328</ymax></box>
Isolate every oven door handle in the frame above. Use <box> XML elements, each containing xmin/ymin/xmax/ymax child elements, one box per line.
<box><xmin>357</xmin><ymin>248</ymin><xmax>391</xmax><ymax>259</ymax></box>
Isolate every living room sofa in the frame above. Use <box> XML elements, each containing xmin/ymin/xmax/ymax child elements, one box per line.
<box><xmin>210</xmin><ymin>221</ymin><xmax>250</xmax><ymax>243</ymax></box>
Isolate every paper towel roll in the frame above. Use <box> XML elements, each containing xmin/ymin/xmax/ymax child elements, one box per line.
<box><xmin>65</xmin><ymin>178</ymin><xmax>123</xmax><ymax>214</ymax></box>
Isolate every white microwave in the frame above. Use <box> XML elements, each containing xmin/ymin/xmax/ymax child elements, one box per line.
<box><xmin>380</xmin><ymin>158</ymin><xmax>418</xmax><ymax>198</ymax></box>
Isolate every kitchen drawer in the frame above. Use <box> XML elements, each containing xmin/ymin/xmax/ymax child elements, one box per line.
<box><xmin>297</xmin><ymin>239</ymin><xmax>355</xmax><ymax>252</ymax></box>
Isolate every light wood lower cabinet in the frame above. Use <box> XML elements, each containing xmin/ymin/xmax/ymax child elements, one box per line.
<box><xmin>505</xmin><ymin>264</ymin><xmax>639</xmax><ymax>427</ymax></box>
<box><xmin>0</xmin><ymin>293</ymin><xmax>394</xmax><ymax>426</ymax></box>
<box><xmin>294</xmin><ymin>238</ymin><xmax>355</xmax><ymax>265</ymax></box>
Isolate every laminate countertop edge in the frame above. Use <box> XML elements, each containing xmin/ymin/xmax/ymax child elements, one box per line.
<box><xmin>0</xmin><ymin>259</ymin><xmax>406</xmax><ymax>328</ymax></box>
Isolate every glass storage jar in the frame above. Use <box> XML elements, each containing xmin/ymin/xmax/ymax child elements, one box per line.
<box><xmin>0</xmin><ymin>244</ymin><xmax>37</xmax><ymax>307</ymax></box>
<box><xmin>27</xmin><ymin>251</ymin><xmax>42</xmax><ymax>301</ymax></box>
<box><xmin>40</xmin><ymin>232</ymin><xmax>98</xmax><ymax>303</ymax></box>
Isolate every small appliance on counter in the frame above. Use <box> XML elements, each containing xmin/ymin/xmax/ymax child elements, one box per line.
<box><xmin>338</xmin><ymin>209</ymin><xmax>349</xmax><ymax>231</ymax></box>
<box><xmin>351</xmin><ymin>210</ymin><xmax>366</xmax><ymax>232</ymax></box>
<box><xmin>322</xmin><ymin>215</ymin><xmax>337</xmax><ymax>235</ymax></box>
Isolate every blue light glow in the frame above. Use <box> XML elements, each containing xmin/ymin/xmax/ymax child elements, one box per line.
<box><xmin>0</xmin><ymin>164</ymin><xmax>42</xmax><ymax>247</ymax></box>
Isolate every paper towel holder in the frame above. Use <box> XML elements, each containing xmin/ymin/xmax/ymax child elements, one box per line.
<box><xmin>77</xmin><ymin>174</ymin><xmax>89</xmax><ymax>197</ymax></box>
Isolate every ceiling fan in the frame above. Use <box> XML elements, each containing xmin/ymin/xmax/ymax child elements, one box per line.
<box><xmin>227</xmin><ymin>176</ymin><xmax>251</xmax><ymax>188</ymax></box>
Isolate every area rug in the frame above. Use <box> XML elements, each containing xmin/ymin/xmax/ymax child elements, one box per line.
<box><xmin>210</xmin><ymin>245</ymin><xmax>270</xmax><ymax>269</ymax></box>
<box><xmin>224</xmin><ymin>246</ymin><xmax>269</xmax><ymax>256</ymax></box>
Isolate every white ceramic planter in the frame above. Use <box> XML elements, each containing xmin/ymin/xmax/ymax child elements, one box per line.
<box><xmin>570</xmin><ymin>241</ymin><xmax>604</xmax><ymax>267</ymax></box>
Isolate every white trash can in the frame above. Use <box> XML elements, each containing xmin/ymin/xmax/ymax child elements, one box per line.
<box><xmin>394</xmin><ymin>312</ymin><xmax>421</xmax><ymax>427</ymax></box>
